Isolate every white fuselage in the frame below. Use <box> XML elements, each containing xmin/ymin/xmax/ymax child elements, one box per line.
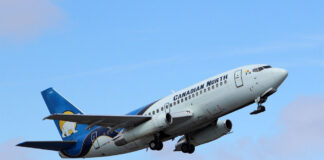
<box><xmin>79</xmin><ymin>64</ymin><xmax>287</xmax><ymax>158</ymax></box>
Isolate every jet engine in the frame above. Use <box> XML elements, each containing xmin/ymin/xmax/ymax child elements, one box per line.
<box><xmin>175</xmin><ymin>119</ymin><xmax>232</xmax><ymax>149</ymax></box>
<box><xmin>114</xmin><ymin>113</ymin><xmax>173</xmax><ymax>146</ymax></box>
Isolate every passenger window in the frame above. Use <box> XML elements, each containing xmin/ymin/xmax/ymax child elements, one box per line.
<box><xmin>153</xmin><ymin>111</ymin><xmax>155</xmax><ymax>115</ymax></box>
<box><xmin>170</xmin><ymin>103</ymin><xmax>172</xmax><ymax>107</ymax></box>
<box><xmin>196</xmin><ymin>92</ymin><xmax>198</xmax><ymax>96</ymax></box>
<box><xmin>181</xmin><ymin>99</ymin><xmax>184</xmax><ymax>103</ymax></box>
<box><xmin>166</xmin><ymin>105</ymin><xmax>168</xmax><ymax>109</ymax></box>
<box><xmin>204</xmin><ymin>89</ymin><xmax>206</xmax><ymax>93</ymax></box>
<box><xmin>220</xmin><ymin>82</ymin><xmax>223</xmax><ymax>86</ymax></box>
<box><xmin>216</xmin><ymin>84</ymin><xmax>219</xmax><ymax>87</ymax></box>
<box><xmin>189</xmin><ymin>95</ymin><xmax>191</xmax><ymax>99</ymax></box>
<box><xmin>224</xmin><ymin>80</ymin><xmax>227</xmax><ymax>84</ymax></box>
<box><xmin>177</xmin><ymin>100</ymin><xmax>180</xmax><ymax>104</ymax></box>
<box><xmin>185</xmin><ymin>97</ymin><xmax>187</xmax><ymax>101</ymax></box>
<box><xmin>192</xmin><ymin>94</ymin><xmax>195</xmax><ymax>98</ymax></box>
<box><xmin>156</xmin><ymin>109</ymin><xmax>159</xmax><ymax>113</ymax></box>
<box><xmin>161</xmin><ymin>107</ymin><xmax>163</xmax><ymax>111</ymax></box>
<box><xmin>148</xmin><ymin>113</ymin><xmax>151</xmax><ymax>115</ymax></box>
<box><xmin>174</xmin><ymin>102</ymin><xmax>176</xmax><ymax>106</ymax></box>
<box><xmin>212</xmin><ymin>85</ymin><xmax>215</xmax><ymax>89</ymax></box>
<box><xmin>200</xmin><ymin>90</ymin><xmax>202</xmax><ymax>94</ymax></box>
<box><xmin>208</xmin><ymin>87</ymin><xmax>210</xmax><ymax>91</ymax></box>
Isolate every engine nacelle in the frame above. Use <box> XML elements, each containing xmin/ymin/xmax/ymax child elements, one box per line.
<box><xmin>175</xmin><ymin>119</ymin><xmax>232</xmax><ymax>149</ymax></box>
<box><xmin>114</xmin><ymin>113</ymin><xmax>172</xmax><ymax>146</ymax></box>
<box><xmin>191</xmin><ymin>119</ymin><xmax>232</xmax><ymax>146</ymax></box>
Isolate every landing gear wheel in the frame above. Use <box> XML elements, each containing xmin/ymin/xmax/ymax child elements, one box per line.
<box><xmin>258</xmin><ymin>105</ymin><xmax>265</xmax><ymax>112</ymax></box>
<box><xmin>149</xmin><ymin>140</ymin><xmax>163</xmax><ymax>150</ymax></box>
<box><xmin>181</xmin><ymin>143</ymin><xmax>189</xmax><ymax>153</ymax></box>
<box><xmin>181</xmin><ymin>143</ymin><xmax>195</xmax><ymax>154</ymax></box>
<box><xmin>250</xmin><ymin>98</ymin><xmax>266</xmax><ymax>115</ymax></box>
<box><xmin>188</xmin><ymin>144</ymin><xmax>195</xmax><ymax>154</ymax></box>
<box><xmin>149</xmin><ymin>141</ymin><xmax>156</xmax><ymax>150</ymax></box>
<box><xmin>156</xmin><ymin>141</ymin><xmax>163</xmax><ymax>151</ymax></box>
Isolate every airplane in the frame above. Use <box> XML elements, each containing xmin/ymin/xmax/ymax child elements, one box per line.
<box><xmin>17</xmin><ymin>64</ymin><xmax>288</xmax><ymax>158</ymax></box>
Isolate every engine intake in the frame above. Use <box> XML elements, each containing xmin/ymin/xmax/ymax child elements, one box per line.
<box><xmin>225</xmin><ymin>119</ymin><xmax>232</xmax><ymax>130</ymax></box>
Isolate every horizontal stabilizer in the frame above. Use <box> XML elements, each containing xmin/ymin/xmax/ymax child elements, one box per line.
<box><xmin>17</xmin><ymin>141</ymin><xmax>76</xmax><ymax>151</ymax></box>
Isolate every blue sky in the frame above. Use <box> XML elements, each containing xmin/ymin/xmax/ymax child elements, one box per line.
<box><xmin>0</xmin><ymin>0</ymin><xmax>323</xmax><ymax>160</ymax></box>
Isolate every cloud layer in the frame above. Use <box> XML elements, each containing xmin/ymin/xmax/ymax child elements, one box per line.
<box><xmin>0</xmin><ymin>138</ymin><xmax>39</xmax><ymax>160</ymax></box>
<box><xmin>214</xmin><ymin>95</ymin><xmax>324</xmax><ymax>160</ymax></box>
<box><xmin>0</xmin><ymin>0</ymin><xmax>63</xmax><ymax>40</ymax></box>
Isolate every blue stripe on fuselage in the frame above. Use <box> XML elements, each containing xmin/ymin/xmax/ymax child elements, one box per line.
<box><xmin>61</xmin><ymin>126</ymin><xmax>118</xmax><ymax>158</ymax></box>
<box><xmin>126</xmin><ymin>101</ymin><xmax>157</xmax><ymax>115</ymax></box>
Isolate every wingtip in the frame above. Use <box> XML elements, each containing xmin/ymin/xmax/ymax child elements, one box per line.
<box><xmin>16</xmin><ymin>142</ymin><xmax>25</xmax><ymax>147</ymax></box>
<box><xmin>43</xmin><ymin>115</ymin><xmax>52</xmax><ymax>120</ymax></box>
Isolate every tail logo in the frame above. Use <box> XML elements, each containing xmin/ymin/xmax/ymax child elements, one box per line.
<box><xmin>59</xmin><ymin>111</ymin><xmax>78</xmax><ymax>138</ymax></box>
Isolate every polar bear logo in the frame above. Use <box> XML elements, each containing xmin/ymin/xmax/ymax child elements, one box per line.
<box><xmin>61</xmin><ymin>121</ymin><xmax>78</xmax><ymax>138</ymax></box>
<box><xmin>59</xmin><ymin>111</ymin><xmax>78</xmax><ymax>138</ymax></box>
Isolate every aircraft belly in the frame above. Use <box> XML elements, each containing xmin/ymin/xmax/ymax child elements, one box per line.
<box><xmin>86</xmin><ymin>136</ymin><xmax>112</xmax><ymax>157</ymax></box>
<box><xmin>85</xmin><ymin>136</ymin><xmax>152</xmax><ymax>157</ymax></box>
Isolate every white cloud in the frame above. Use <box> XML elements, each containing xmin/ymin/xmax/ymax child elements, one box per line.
<box><xmin>0</xmin><ymin>0</ymin><xmax>63</xmax><ymax>40</ymax></box>
<box><xmin>0</xmin><ymin>138</ymin><xmax>39</xmax><ymax>160</ymax></box>
<box><xmin>212</xmin><ymin>95</ymin><xmax>324</xmax><ymax>160</ymax></box>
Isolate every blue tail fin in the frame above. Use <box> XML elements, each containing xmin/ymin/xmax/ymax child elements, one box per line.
<box><xmin>41</xmin><ymin>88</ymin><xmax>86</xmax><ymax>141</ymax></box>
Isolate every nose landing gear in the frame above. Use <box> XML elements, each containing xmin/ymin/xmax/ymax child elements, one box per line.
<box><xmin>250</xmin><ymin>97</ymin><xmax>266</xmax><ymax>115</ymax></box>
<box><xmin>250</xmin><ymin>104</ymin><xmax>265</xmax><ymax>115</ymax></box>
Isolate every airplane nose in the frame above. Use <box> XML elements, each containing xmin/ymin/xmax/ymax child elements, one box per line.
<box><xmin>272</xmin><ymin>68</ymin><xmax>288</xmax><ymax>88</ymax></box>
<box><xmin>280</xmin><ymin>68</ymin><xmax>288</xmax><ymax>79</ymax></box>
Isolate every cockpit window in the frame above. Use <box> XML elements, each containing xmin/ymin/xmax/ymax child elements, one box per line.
<box><xmin>258</xmin><ymin>67</ymin><xmax>264</xmax><ymax>71</ymax></box>
<box><xmin>252</xmin><ymin>65</ymin><xmax>272</xmax><ymax>72</ymax></box>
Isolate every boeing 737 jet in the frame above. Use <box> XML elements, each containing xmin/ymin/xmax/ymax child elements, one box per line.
<box><xmin>17</xmin><ymin>64</ymin><xmax>288</xmax><ymax>158</ymax></box>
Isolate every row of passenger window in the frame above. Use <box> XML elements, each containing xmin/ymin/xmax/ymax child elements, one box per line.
<box><xmin>145</xmin><ymin>80</ymin><xmax>228</xmax><ymax>116</ymax></box>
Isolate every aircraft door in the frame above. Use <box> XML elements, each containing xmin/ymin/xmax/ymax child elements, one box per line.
<box><xmin>164</xmin><ymin>103</ymin><xmax>171</xmax><ymax>114</ymax></box>
<box><xmin>234</xmin><ymin>70</ymin><xmax>243</xmax><ymax>88</ymax></box>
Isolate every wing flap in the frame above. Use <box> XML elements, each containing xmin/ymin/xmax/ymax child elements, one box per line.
<box><xmin>17</xmin><ymin>141</ymin><xmax>76</xmax><ymax>151</ymax></box>
<box><xmin>171</xmin><ymin>110</ymin><xmax>193</xmax><ymax>124</ymax></box>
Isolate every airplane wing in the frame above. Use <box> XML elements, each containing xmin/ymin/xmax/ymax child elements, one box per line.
<box><xmin>44</xmin><ymin>110</ymin><xmax>193</xmax><ymax>130</ymax></box>
<box><xmin>44</xmin><ymin>114</ymin><xmax>152</xmax><ymax>129</ymax></box>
